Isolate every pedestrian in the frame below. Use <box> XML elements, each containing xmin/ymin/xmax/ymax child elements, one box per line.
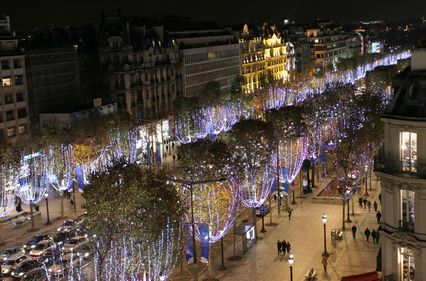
<box><xmin>172</xmin><ymin>154</ymin><xmax>176</xmax><ymax>162</ymax></box>
<box><xmin>371</xmin><ymin>230</ymin><xmax>377</xmax><ymax>243</ymax></box>
<box><xmin>379</xmin><ymin>193</ymin><xmax>382</xmax><ymax>204</ymax></box>
<box><xmin>172</xmin><ymin>142</ymin><xmax>175</xmax><ymax>149</ymax></box>
<box><xmin>276</xmin><ymin>240</ymin><xmax>281</xmax><ymax>255</ymax></box>
<box><xmin>281</xmin><ymin>240</ymin><xmax>287</xmax><ymax>255</ymax></box>
<box><xmin>351</xmin><ymin>225</ymin><xmax>357</xmax><ymax>239</ymax></box>
<box><xmin>376</xmin><ymin>230</ymin><xmax>380</xmax><ymax>243</ymax></box>
<box><xmin>288</xmin><ymin>209</ymin><xmax>292</xmax><ymax>220</ymax></box>
<box><xmin>322</xmin><ymin>256</ymin><xmax>328</xmax><ymax>273</ymax></box>
<box><xmin>376</xmin><ymin>211</ymin><xmax>382</xmax><ymax>224</ymax></box>
<box><xmin>286</xmin><ymin>241</ymin><xmax>291</xmax><ymax>253</ymax></box>
<box><xmin>358</xmin><ymin>197</ymin><xmax>363</xmax><ymax>207</ymax></box>
<box><xmin>364</xmin><ymin>228</ymin><xmax>371</xmax><ymax>242</ymax></box>
<box><xmin>363</xmin><ymin>198</ymin><xmax>368</xmax><ymax>209</ymax></box>
<box><xmin>373</xmin><ymin>201</ymin><xmax>378</xmax><ymax>212</ymax></box>
<box><xmin>367</xmin><ymin>201</ymin><xmax>372</xmax><ymax>212</ymax></box>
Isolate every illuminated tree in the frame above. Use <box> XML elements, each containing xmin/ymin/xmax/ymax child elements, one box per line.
<box><xmin>229</xmin><ymin>119</ymin><xmax>276</xmax><ymax>238</ymax></box>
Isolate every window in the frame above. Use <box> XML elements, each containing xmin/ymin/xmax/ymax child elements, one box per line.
<box><xmin>398</xmin><ymin>247</ymin><xmax>415</xmax><ymax>281</ymax></box>
<box><xmin>13</xmin><ymin>59</ymin><xmax>21</xmax><ymax>68</ymax></box>
<box><xmin>400</xmin><ymin>190</ymin><xmax>415</xmax><ymax>231</ymax></box>
<box><xmin>14</xmin><ymin>75</ymin><xmax>23</xmax><ymax>85</ymax></box>
<box><xmin>6</xmin><ymin>127</ymin><xmax>15</xmax><ymax>138</ymax></box>
<box><xmin>16</xmin><ymin>92</ymin><xmax>24</xmax><ymax>102</ymax></box>
<box><xmin>2</xmin><ymin>77</ymin><xmax>11</xmax><ymax>87</ymax></box>
<box><xmin>5</xmin><ymin>111</ymin><xmax>14</xmax><ymax>121</ymax></box>
<box><xmin>1</xmin><ymin>60</ymin><xmax>10</xmax><ymax>69</ymax></box>
<box><xmin>4</xmin><ymin>94</ymin><xmax>13</xmax><ymax>104</ymax></box>
<box><xmin>17</xmin><ymin>108</ymin><xmax>27</xmax><ymax>119</ymax></box>
<box><xmin>400</xmin><ymin>132</ymin><xmax>417</xmax><ymax>172</ymax></box>
<box><xmin>17</xmin><ymin>124</ymin><xmax>26</xmax><ymax>135</ymax></box>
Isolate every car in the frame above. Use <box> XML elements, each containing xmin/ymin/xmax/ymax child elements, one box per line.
<box><xmin>29</xmin><ymin>240</ymin><xmax>55</xmax><ymax>258</ymax></box>
<box><xmin>0</xmin><ymin>246</ymin><xmax>22</xmax><ymax>262</ymax></box>
<box><xmin>52</xmin><ymin>231</ymin><xmax>75</xmax><ymax>246</ymax></box>
<box><xmin>22</xmin><ymin>234</ymin><xmax>52</xmax><ymax>251</ymax></box>
<box><xmin>57</xmin><ymin>219</ymin><xmax>77</xmax><ymax>232</ymax></box>
<box><xmin>62</xmin><ymin>236</ymin><xmax>89</xmax><ymax>253</ymax></box>
<box><xmin>10</xmin><ymin>259</ymin><xmax>42</xmax><ymax>279</ymax></box>
<box><xmin>74</xmin><ymin>241</ymin><xmax>95</xmax><ymax>259</ymax></box>
<box><xmin>62</xmin><ymin>253</ymin><xmax>82</xmax><ymax>269</ymax></box>
<box><xmin>21</xmin><ymin>268</ymin><xmax>47</xmax><ymax>281</ymax></box>
<box><xmin>1</xmin><ymin>253</ymin><xmax>27</xmax><ymax>276</ymax></box>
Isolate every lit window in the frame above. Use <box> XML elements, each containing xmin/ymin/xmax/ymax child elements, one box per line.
<box><xmin>6</xmin><ymin>127</ymin><xmax>15</xmax><ymax>138</ymax></box>
<box><xmin>18</xmin><ymin>124</ymin><xmax>26</xmax><ymax>135</ymax></box>
<box><xmin>2</xmin><ymin>77</ymin><xmax>11</xmax><ymax>87</ymax></box>
<box><xmin>398</xmin><ymin>247</ymin><xmax>415</xmax><ymax>281</ymax></box>
<box><xmin>400</xmin><ymin>132</ymin><xmax>417</xmax><ymax>172</ymax></box>
<box><xmin>400</xmin><ymin>190</ymin><xmax>415</xmax><ymax>230</ymax></box>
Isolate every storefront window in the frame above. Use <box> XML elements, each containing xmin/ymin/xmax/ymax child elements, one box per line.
<box><xmin>400</xmin><ymin>132</ymin><xmax>417</xmax><ymax>172</ymax></box>
<box><xmin>399</xmin><ymin>247</ymin><xmax>415</xmax><ymax>281</ymax></box>
<box><xmin>400</xmin><ymin>190</ymin><xmax>415</xmax><ymax>231</ymax></box>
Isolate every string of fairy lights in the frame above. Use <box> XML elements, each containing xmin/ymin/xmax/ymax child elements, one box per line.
<box><xmin>0</xmin><ymin>50</ymin><xmax>411</xmax><ymax>280</ymax></box>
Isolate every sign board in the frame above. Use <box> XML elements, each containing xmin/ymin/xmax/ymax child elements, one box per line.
<box><xmin>93</xmin><ymin>98</ymin><xmax>102</xmax><ymax>108</ymax></box>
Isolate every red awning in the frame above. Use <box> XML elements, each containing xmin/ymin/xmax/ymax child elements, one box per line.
<box><xmin>341</xmin><ymin>272</ymin><xmax>380</xmax><ymax>281</ymax></box>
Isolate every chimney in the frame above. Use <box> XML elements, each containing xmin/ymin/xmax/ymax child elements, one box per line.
<box><xmin>411</xmin><ymin>48</ymin><xmax>426</xmax><ymax>71</ymax></box>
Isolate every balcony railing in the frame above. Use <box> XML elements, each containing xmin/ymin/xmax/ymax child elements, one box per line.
<box><xmin>399</xmin><ymin>220</ymin><xmax>415</xmax><ymax>233</ymax></box>
<box><xmin>374</xmin><ymin>155</ymin><xmax>426</xmax><ymax>179</ymax></box>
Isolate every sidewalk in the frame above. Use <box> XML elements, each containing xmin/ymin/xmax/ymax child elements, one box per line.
<box><xmin>0</xmin><ymin>192</ymin><xmax>85</xmax><ymax>251</ymax></box>
<box><xmin>171</xmin><ymin>175</ymin><xmax>382</xmax><ymax>281</ymax></box>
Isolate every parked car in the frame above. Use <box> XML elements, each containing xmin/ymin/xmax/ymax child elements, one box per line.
<box><xmin>53</xmin><ymin>231</ymin><xmax>75</xmax><ymax>246</ymax></box>
<box><xmin>10</xmin><ymin>259</ymin><xmax>42</xmax><ymax>279</ymax></box>
<box><xmin>29</xmin><ymin>240</ymin><xmax>55</xmax><ymax>258</ymax></box>
<box><xmin>22</xmin><ymin>234</ymin><xmax>52</xmax><ymax>251</ymax></box>
<box><xmin>57</xmin><ymin>219</ymin><xmax>78</xmax><ymax>232</ymax></box>
<box><xmin>0</xmin><ymin>246</ymin><xmax>22</xmax><ymax>262</ymax></box>
<box><xmin>62</xmin><ymin>236</ymin><xmax>89</xmax><ymax>253</ymax></box>
<box><xmin>21</xmin><ymin>268</ymin><xmax>47</xmax><ymax>281</ymax></box>
<box><xmin>46</xmin><ymin>259</ymin><xmax>66</xmax><ymax>277</ymax></box>
<box><xmin>62</xmin><ymin>253</ymin><xmax>82</xmax><ymax>269</ymax></box>
<box><xmin>74</xmin><ymin>241</ymin><xmax>95</xmax><ymax>259</ymax></box>
<box><xmin>1</xmin><ymin>253</ymin><xmax>27</xmax><ymax>276</ymax></box>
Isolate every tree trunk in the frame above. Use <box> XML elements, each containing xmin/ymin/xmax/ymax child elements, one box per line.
<box><xmin>342</xmin><ymin>199</ymin><xmax>346</xmax><ymax>231</ymax></box>
<box><xmin>252</xmin><ymin>208</ymin><xmax>258</xmax><ymax>240</ymax></box>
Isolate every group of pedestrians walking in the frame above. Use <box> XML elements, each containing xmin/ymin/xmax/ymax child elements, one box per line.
<box><xmin>351</xmin><ymin>194</ymin><xmax>382</xmax><ymax>244</ymax></box>
<box><xmin>276</xmin><ymin>240</ymin><xmax>292</xmax><ymax>256</ymax></box>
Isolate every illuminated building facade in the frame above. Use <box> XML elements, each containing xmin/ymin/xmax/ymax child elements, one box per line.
<box><xmin>375</xmin><ymin>48</ymin><xmax>426</xmax><ymax>281</ymax></box>
<box><xmin>0</xmin><ymin>15</ymin><xmax>30</xmax><ymax>140</ymax></box>
<box><xmin>240</xmin><ymin>24</ymin><xmax>288</xmax><ymax>94</ymax></box>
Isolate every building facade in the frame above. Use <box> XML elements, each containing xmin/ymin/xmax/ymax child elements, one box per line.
<box><xmin>305</xmin><ymin>20</ymin><xmax>351</xmax><ymax>69</ymax></box>
<box><xmin>170</xmin><ymin>28</ymin><xmax>240</xmax><ymax>97</ymax></box>
<box><xmin>239</xmin><ymin>24</ymin><xmax>289</xmax><ymax>94</ymax></box>
<box><xmin>375</xmin><ymin>48</ymin><xmax>426</xmax><ymax>281</ymax></box>
<box><xmin>26</xmin><ymin>47</ymin><xmax>81</xmax><ymax>125</ymax></box>
<box><xmin>0</xmin><ymin>15</ymin><xmax>30</xmax><ymax>141</ymax></box>
<box><xmin>98</xmin><ymin>15</ymin><xmax>181</xmax><ymax>119</ymax></box>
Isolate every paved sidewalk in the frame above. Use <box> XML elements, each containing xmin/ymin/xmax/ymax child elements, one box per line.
<box><xmin>0</xmin><ymin>192</ymin><xmax>85</xmax><ymax>251</ymax></box>
<box><xmin>172</xmin><ymin>175</ymin><xmax>382</xmax><ymax>281</ymax></box>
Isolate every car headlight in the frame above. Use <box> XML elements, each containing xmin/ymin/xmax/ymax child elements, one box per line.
<box><xmin>4</xmin><ymin>269</ymin><xmax>10</xmax><ymax>273</ymax></box>
<box><xmin>48</xmin><ymin>268</ymin><xmax>53</xmax><ymax>272</ymax></box>
<box><xmin>23</xmin><ymin>245</ymin><xmax>27</xmax><ymax>248</ymax></box>
<box><xmin>57</xmin><ymin>228</ymin><xmax>61</xmax><ymax>231</ymax></box>
<box><xmin>11</xmin><ymin>271</ymin><xmax>15</xmax><ymax>276</ymax></box>
<box><xmin>84</xmin><ymin>252</ymin><xmax>89</xmax><ymax>257</ymax></box>
<box><xmin>31</xmin><ymin>245</ymin><xmax>36</xmax><ymax>249</ymax></box>
<box><xmin>70</xmin><ymin>247</ymin><xmax>74</xmax><ymax>251</ymax></box>
<box><xmin>19</xmin><ymin>272</ymin><xmax>24</xmax><ymax>276</ymax></box>
<box><xmin>3</xmin><ymin>257</ymin><xmax>7</xmax><ymax>261</ymax></box>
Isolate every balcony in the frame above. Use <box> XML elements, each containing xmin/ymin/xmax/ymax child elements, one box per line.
<box><xmin>399</xmin><ymin>220</ymin><xmax>414</xmax><ymax>233</ymax></box>
<box><xmin>374</xmin><ymin>155</ymin><xmax>426</xmax><ymax>179</ymax></box>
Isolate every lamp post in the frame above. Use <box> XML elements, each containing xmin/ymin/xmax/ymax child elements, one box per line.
<box><xmin>321</xmin><ymin>213</ymin><xmax>329</xmax><ymax>257</ymax></box>
<box><xmin>364</xmin><ymin>165</ymin><xmax>369</xmax><ymax>196</ymax></box>
<box><xmin>45</xmin><ymin>193</ymin><xmax>51</xmax><ymax>225</ymax></box>
<box><xmin>288</xmin><ymin>252</ymin><xmax>294</xmax><ymax>281</ymax></box>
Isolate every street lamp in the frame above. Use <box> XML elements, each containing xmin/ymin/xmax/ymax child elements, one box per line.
<box><xmin>45</xmin><ymin>193</ymin><xmax>51</xmax><ymax>225</ymax></box>
<box><xmin>288</xmin><ymin>252</ymin><xmax>294</xmax><ymax>281</ymax></box>
<box><xmin>364</xmin><ymin>165</ymin><xmax>369</xmax><ymax>196</ymax></box>
<box><xmin>321</xmin><ymin>213</ymin><xmax>329</xmax><ymax>257</ymax></box>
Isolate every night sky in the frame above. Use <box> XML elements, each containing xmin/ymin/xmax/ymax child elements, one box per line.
<box><xmin>4</xmin><ymin>0</ymin><xmax>426</xmax><ymax>29</ymax></box>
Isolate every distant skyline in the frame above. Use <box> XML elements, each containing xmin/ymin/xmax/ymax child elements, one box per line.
<box><xmin>3</xmin><ymin>0</ymin><xmax>426</xmax><ymax>29</ymax></box>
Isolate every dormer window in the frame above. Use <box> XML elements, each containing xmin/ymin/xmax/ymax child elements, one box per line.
<box><xmin>108</xmin><ymin>37</ymin><xmax>123</xmax><ymax>49</ymax></box>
